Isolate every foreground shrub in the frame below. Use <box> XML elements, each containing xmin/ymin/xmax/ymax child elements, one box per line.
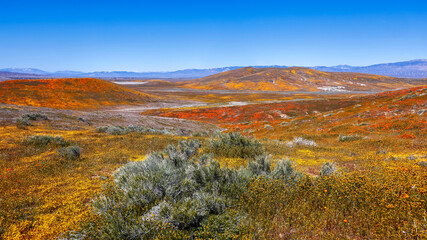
<box><xmin>23</xmin><ymin>135</ymin><xmax>68</xmax><ymax>147</ymax></box>
<box><xmin>66</xmin><ymin>139</ymin><xmax>299</xmax><ymax>239</ymax></box>
<box><xmin>58</xmin><ymin>146</ymin><xmax>81</xmax><ymax>160</ymax></box>
<box><xmin>207</xmin><ymin>132</ymin><xmax>264</xmax><ymax>159</ymax></box>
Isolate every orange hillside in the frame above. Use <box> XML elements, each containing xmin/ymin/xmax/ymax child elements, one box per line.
<box><xmin>0</xmin><ymin>78</ymin><xmax>157</xmax><ymax>109</ymax></box>
<box><xmin>180</xmin><ymin>67</ymin><xmax>427</xmax><ymax>91</ymax></box>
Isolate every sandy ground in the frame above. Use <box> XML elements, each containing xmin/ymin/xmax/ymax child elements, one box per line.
<box><xmin>0</xmin><ymin>102</ymin><xmax>219</xmax><ymax>133</ymax></box>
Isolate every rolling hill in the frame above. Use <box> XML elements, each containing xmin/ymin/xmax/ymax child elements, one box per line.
<box><xmin>179</xmin><ymin>67</ymin><xmax>427</xmax><ymax>92</ymax></box>
<box><xmin>0</xmin><ymin>78</ymin><xmax>156</xmax><ymax>109</ymax></box>
<box><xmin>144</xmin><ymin>86</ymin><xmax>427</xmax><ymax>139</ymax></box>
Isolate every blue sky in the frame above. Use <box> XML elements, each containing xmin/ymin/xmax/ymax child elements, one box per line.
<box><xmin>0</xmin><ymin>0</ymin><xmax>426</xmax><ymax>72</ymax></box>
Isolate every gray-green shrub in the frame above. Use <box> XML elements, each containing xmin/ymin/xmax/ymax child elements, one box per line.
<box><xmin>97</xmin><ymin>125</ymin><xmax>169</xmax><ymax>135</ymax></box>
<box><xmin>68</xmin><ymin>139</ymin><xmax>303</xmax><ymax>239</ymax></box>
<box><xmin>58</xmin><ymin>146</ymin><xmax>81</xmax><ymax>160</ymax></box>
<box><xmin>207</xmin><ymin>132</ymin><xmax>264</xmax><ymax>159</ymax></box>
<box><xmin>22</xmin><ymin>113</ymin><xmax>48</xmax><ymax>121</ymax></box>
<box><xmin>338</xmin><ymin>135</ymin><xmax>362</xmax><ymax>142</ymax></box>
<box><xmin>271</xmin><ymin>158</ymin><xmax>303</xmax><ymax>183</ymax></box>
<box><xmin>320</xmin><ymin>162</ymin><xmax>338</xmax><ymax>177</ymax></box>
<box><xmin>15</xmin><ymin>113</ymin><xmax>48</xmax><ymax>129</ymax></box>
<box><xmin>16</xmin><ymin>117</ymin><xmax>31</xmax><ymax>129</ymax></box>
<box><xmin>97</xmin><ymin>126</ymin><xmax>128</xmax><ymax>135</ymax></box>
<box><xmin>23</xmin><ymin>135</ymin><xmax>68</xmax><ymax>147</ymax></box>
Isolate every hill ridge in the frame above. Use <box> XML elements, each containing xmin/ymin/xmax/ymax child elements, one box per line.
<box><xmin>179</xmin><ymin>67</ymin><xmax>427</xmax><ymax>92</ymax></box>
<box><xmin>0</xmin><ymin>78</ymin><xmax>157</xmax><ymax>109</ymax></box>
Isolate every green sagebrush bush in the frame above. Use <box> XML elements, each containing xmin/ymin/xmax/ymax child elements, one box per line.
<box><xmin>207</xmin><ymin>132</ymin><xmax>264</xmax><ymax>159</ymax></box>
<box><xmin>22</xmin><ymin>113</ymin><xmax>48</xmax><ymax>121</ymax></box>
<box><xmin>338</xmin><ymin>134</ymin><xmax>362</xmax><ymax>142</ymax></box>
<box><xmin>16</xmin><ymin>113</ymin><xmax>48</xmax><ymax>129</ymax></box>
<box><xmin>97</xmin><ymin>125</ymin><xmax>170</xmax><ymax>136</ymax></box>
<box><xmin>64</xmin><ymin>139</ymin><xmax>302</xmax><ymax>239</ymax></box>
<box><xmin>23</xmin><ymin>135</ymin><xmax>68</xmax><ymax>148</ymax></box>
<box><xmin>320</xmin><ymin>162</ymin><xmax>338</xmax><ymax>177</ymax></box>
<box><xmin>58</xmin><ymin>146</ymin><xmax>81</xmax><ymax>160</ymax></box>
<box><xmin>16</xmin><ymin>117</ymin><xmax>31</xmax><ymax>129</ymax></box>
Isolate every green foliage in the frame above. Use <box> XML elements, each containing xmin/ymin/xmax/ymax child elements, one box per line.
<box><xmin>97</xmin><ymin>126</ymin><xmax>128</xmax><ymax>135</ymax></box>
<box><xmin>338</xmin><ymin>134</ymin><xmax>362</xmax><ymax>142</ymax></box>
<box><xmin>247</xmin><ymin>155</ymin><xmax>271</xmax><ymax>176</ymax></box>
<box><xmin>16</xmin><ymin>117</ymin><xmax>31</xmax><ymax>129</ymax></box>
<box><xmin>271</xmin><ymin>158</ymin><xmax>303</xmax><ymax>183</ymax></box>
<box><xmin>58</xmin><ymin>146</ymin><xmax>81</xmax><ymax>160</ymax></box>
<box><xmin>23</xmin><ymin>135</ymin><xmax>68</xmax><ymax>148</ymax></box>
<box><xmin>97</xmin><ymin>125</ymin><xmax>170</xmax><ymax>135</ymax></box>
<box><xmin>69</xmin><ymin>139</ymin><xmax>302</xmax><ymax>239</ymax></box>
<box><xmin>192</xmin><ymin>131</ymin><xmax>208</xmax><ymax>137</ymax></box>
<box><xmin>22</xmin><ymin>113</ymin><xmax>48</xmax><ymax>121</ymax></box>
<box><xmin>400</xmin><ymin>93</ymin><xmax>417</xmax><ymax>101</ymax></box>
<box><xmin>319</xmin><ymin>162</ymin><xmax>338</xmax><ymax>177</ymax></box>
<box><xmin>417</xmin><ymin>161</ymin><xmax>427</xmax><ymax>167</ymax></box>
<box><xmin>15</xmin><ymin>113</ymin><xmax>48</xmax><ymax>129</ymax></box>
<box><xmin>207</xmin><ymin>132</ymin><xmax>264</xmax><ymax>159</ymax></box>
<box><xmin>241</xmin><ymin>166</ymin><xmax>427</xmax><ymax>239</ymax></box>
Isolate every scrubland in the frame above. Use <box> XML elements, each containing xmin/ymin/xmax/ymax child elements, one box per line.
<box><xmin>1</xmin><ymin>83</ymin><xmax>426</xmax><ymax>239</ymax></box>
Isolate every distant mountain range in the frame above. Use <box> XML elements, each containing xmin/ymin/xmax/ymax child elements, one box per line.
<box><xmin>313</xmin><ymin>59</ymin><xmax>427</xmax><ymax>78</ymax></box>
<box><xmin>1</xmin><ymin>59</ymin><xmax>427</xmax><ymax>80</ymax></box>
<box><xmin>0</xmin><ymin>71</ymin><xmax>57</xmax><ymax>81</ymax></box>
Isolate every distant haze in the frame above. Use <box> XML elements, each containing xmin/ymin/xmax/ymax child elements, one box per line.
<box><xmin>1</xmin><ymin>59</ymin><xmax>427</xmax><ymax>80</ymax></box>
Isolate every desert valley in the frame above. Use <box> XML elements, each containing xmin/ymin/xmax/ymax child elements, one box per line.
<box><xmin>1</xmin><ymin>1</ymin><xmax>427</xmax><ymax>238</ymax></box>
<box><xmin>0</xmin><ymin>65</ymin><xmax>426</xmax><ymax>239</ymax></box>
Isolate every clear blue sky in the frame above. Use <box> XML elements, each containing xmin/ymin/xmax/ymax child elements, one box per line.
<box><xmin>0</xmin><ymin>0</ymin><xmax>426</xmax><ymax>72</ymax></box>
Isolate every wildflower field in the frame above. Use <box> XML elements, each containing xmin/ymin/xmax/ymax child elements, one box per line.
<box><xmin>0</xmin><ymin>120</ymin><xmax>190</xmax><ymax>239</ymax></box>
<box><xmin>1</xmin><ymin>85</ymin><xmax>426</xmax><ymax>239</ymax></box>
